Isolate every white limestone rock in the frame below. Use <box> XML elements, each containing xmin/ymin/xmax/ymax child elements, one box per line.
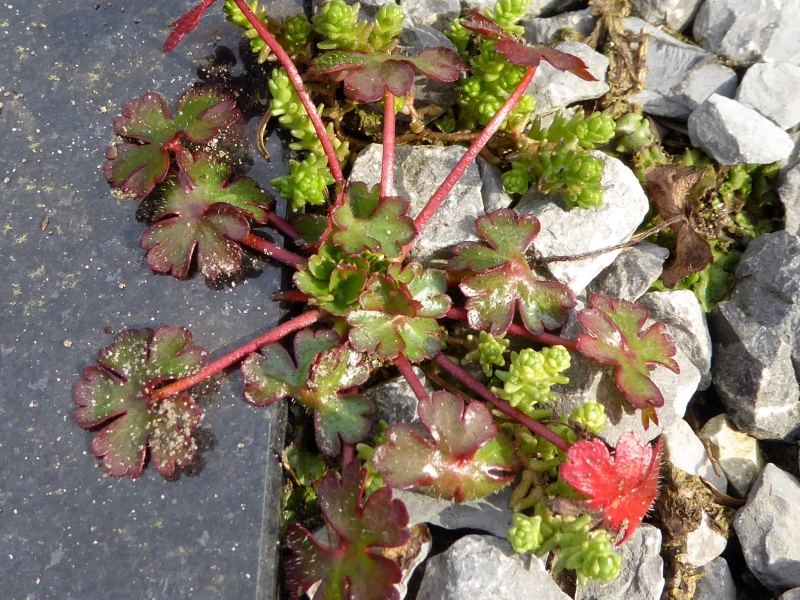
<box><xmin>628</xmin><ymin>0</ymin><xmax>704</xmax><ymax>32</ymax></box>
<box><xmin>694</xmin><ymin>557</ymin><xmax>737</xmax><ymax>600</ymax></box>
<box><xmin>521</xmin><ymin>9</ymin><xmax>596</xmax><ymax>45</ymax></box>
<box><xmin>737</xmin><ymin>62</ymin><xmax>800</xmax><ymax>130</ymax></box>
<box><xmin>587</xmin><ymin>243</ymin><xmax>669</xmax><ymax>303</ymax></box>
<box><xmin>623</xmin><ymin>17</ymin><xmax>737</xmax><ymax>118</ymax></box>
<box><xmin>685</xmin><ymin>512</ymin><xmax>729</xmax><ymax>567</ymax></box>
<box><xmin>516</xmin><ymin>152</ymin><xmax>649</xmax><ymax>295</ymax></box>
<box><xmin>699</xmin><ymin>413</ymin><xmax>766</xmax><ymax>497</ymax></box>
<box><xmin>663</xmin><ymin>418</ymin><xmax>727</xmax><ymax>493</ymax></box>
<box><xmin>688</xmin><ymin>94</ymin><xmax>795</xmax><ymax>166</ymax></box>
<box><xmin>526</xmin><ymin>42</ymin><xmax>610</xmax><ymax>115</ymax></box>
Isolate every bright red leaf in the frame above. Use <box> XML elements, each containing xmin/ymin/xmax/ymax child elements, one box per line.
<box><xmin>560</xmin><ymin>433</ymin><xmax>662</xmax><ymax>545</ymax></box>
<box><xmin>285</xmin><ymin>461</ymin><xmax>410</xmax><ymax>600</ymax></box>
<box><xmin>164</xmin><ymin>0</ymin><xmax>219</xmax><ymax>53</ymax></box>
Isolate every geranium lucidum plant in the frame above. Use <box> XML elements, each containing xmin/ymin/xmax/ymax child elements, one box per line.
<box><xmin>74</xmin><ymin>0</ymin><xmax>682</xmax><ymax>595</ymax></box>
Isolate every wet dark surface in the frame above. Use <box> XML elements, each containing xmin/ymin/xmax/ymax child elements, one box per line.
<box><xmin>0</xmin><ymin>2</ymin><xmax>298</xmax><ymax>598</ymax></box>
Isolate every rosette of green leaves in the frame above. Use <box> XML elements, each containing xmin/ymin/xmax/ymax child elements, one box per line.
<box><xmin>312</xmin><ymin>0</ymin><xmax>404</xmax><ymax>53</ymax></box>
<box><xmin>492</xmin><ymin>346</ymin><xmax>571</xmax><ymax>418</ymax></box>
<box><xmin>223</xmin><ymin>0</ymin><xmax>311</xmax><ymax>62</ymax></box>
<box><xmin>503</xmin><ymin>109</ymin><xmax>615</xmax><ymax>209</ymax></box>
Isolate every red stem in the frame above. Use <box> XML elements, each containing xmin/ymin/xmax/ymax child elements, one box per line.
<box><xmin>230</xmin><ymin>0</ymin><xmax>344</xmax><ymax>184</ymax></box>
<box><xmin>149</xmin><ymin>309</ymin><xmax>323</xmax><ymax>401</ymax></box>
<box><xmin>381</xmin><ymin>89</ymin><xmax>396</xmax><ymax>200</ymax></box>
<box><xmin>241</xmin><ymin>233</ymin><xmax>307</xmax><ymax>270</ymax></box>
<box><xmin>394</xmin><ymin>354</ymin><xmax>430</xmax><ymax>404</ymax></box>
<box><xmin>409</xmin><ymin>66</ymin><xmax>537</xmax><ymax>250</ymax></box>
<box><xmin>433</xmin><ymin>353</ymin><xmax>572</xmax><ymax>454</ymax></box>
<box><xmin>266</xmin><ymin>212</ymin><xmax>300</xmax><ymax>241</ymax></box>
<box><xmin>445</xmin><ymin>307</ymin><xmax>579</xmax><ymax>352</ymax></box>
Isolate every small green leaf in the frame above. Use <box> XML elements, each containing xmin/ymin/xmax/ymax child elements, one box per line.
<box><xmin>347</xmin><ymin>263</ymin><xmax>451</xmax><ymax>362</ymax></box>
<box><xmin>294</xmin><ymin>242</ymin><xmax>372</xmax><ymax>316</ymax></box>
<box><xmin>73</xmin><ymin>327</ymin><xmax>208</xmax><ymax>478</ymax></box>
<box><xmin>104</xmin><ymin>88</ymin><xmax>239</xmax><ymax>198</ymax></box>
<box><xmin>330</xmin><ymin>182</ymin><xmax>416</xmax><ymax>258</ymax></box>
<box><xmin>449</xmin><ymin>209</ymin><xmax>575</xmax><ymax>334</ymax></box>
<box><xmin>140</xmin><ymin>150</ymin><xmax>273</xmax><ymax>280</ymax></box>
<box><xmin>293</xmin><ymin>213</ymin><xmax>329</xmax><ymax>248</ymax></box>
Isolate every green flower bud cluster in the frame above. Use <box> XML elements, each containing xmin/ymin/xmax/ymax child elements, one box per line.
<box><xmin>268</xmin><ymin>68</ymin><xmax>349</xmax><ymax>209</ymax></box>
<box><xmin>570</xmin><ymin>400</ymin><xmax>606</xmax><ymax>434</ymax></box>
<box><xmin>613</xmin><ymin>112</ymin><xmax>654</xmax><ymax>154</ymax></box>
<box><xmin>492</xmin><ymin>345</ymin><xmax>570</xmax><ymax>417</ymax></box>
<box><xmin>312</xmin><ymin>0</ymin><xmax>403</xmax><ymax>52</ymax></box>
<box><xmin>503</xmin><ymin>110</ymin><xmax>615</xmax><ymax>209</ymax></box>
<box><xmin>486</xmin><ymin>0</ymin><xmax>529</xmax><ymax>35</ymax></box>
<box><xmin>445</xmin><ymin>19</ymin><xmax>471</xmax><ymax>57</ymax></box>
<box><xmin>223</xmin><ymin>0</ymin><xmax>311</xmax><ymax>62</ymax></box>
<box><xmin>463</xmin><ymin>331</ymin><xmax>511</xmax><ymax>377</ymax></box>
<box><xmin>507</xmin><ymin>503</ymin><xmax>622</xmax><ymax>584</ymax></box>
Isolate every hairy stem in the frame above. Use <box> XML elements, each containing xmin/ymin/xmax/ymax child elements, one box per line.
<box><xmin>266</xmin><ymin>212</ymin><xmax>300</xmax><ymax>241</ymax></box>
<box><xmin>149</xmin><ymin>309</ymin><xmax>323</xmax><ymax>401</ymax></box>
<box><xmin>241</xmin><ymin>233</ymin><xmax>307</xmax><ymax>270</ymax></box>
<box><xmin>433</xmin><ymin>353</ymin><xmax>572</xmax><ymax>454</ymax></box>
<box><xmin>445</xmin><ymin>307</ymin><xmax>579</xmax><ymax>352</ymax></box>
<box><xmin>381</xmin><ymin>89</ymin><xmax>396</xmax><ymax>200</ymax></box>
<box><xmin>230</xmin><ymin>0</ymin><xmax>343</xmax><ymax>184</ymax></box>
<box><xmin>409</xmin><ymin>65</ymin><xmax>537</xmax><ymax>251</ymax></box>
<box><xmin>395</xmin><ymin>354</ymin><xmax>430</xmax><ymax>404</ymax></box>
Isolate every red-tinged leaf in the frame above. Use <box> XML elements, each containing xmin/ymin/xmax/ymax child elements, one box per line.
<box><xmin>164</xmin><ymin>0</ymin><xmax>219</xmax><ymax>52</ymax></box>
<box><xmin>330</xmin><ymin>183</ymin><xmax>416</xmax><ymax>258</ymax></box>
<box><xmin>576</xmin><ymin>294</ymin><xmax>679</xmax><ymax>418</ymax></box>
<box><xmin>104</xmin><ymin>88</ymin><xmax>240</xmax><ymax>198</ymax></box>
<box><xmin>402</xmin><ymin>48</ymin><xmax>469</xmax><ymax>83</ymax></box>
<box><xmin>242</xmin><ymin>331</ymin><xmax>373</xmax><ymax>455</ymax></box>
<box><xmin>140</xmin><ymin>150</ymin><xmax>273</xmax><ymax>280</ymax></box>
<box><xmin>496</xmin><ymin>40</ymin><xmax>596</xmax><ymax>81</ymax></box>
<box><xmin>73</xmin><ymin>327</ymin><xmax>208</xmax><ymax>478</ymax></box>
<box><xmin>560</xmin><ymin>433</ymin><xmax>662</xmax><ymax>544</ymax></box>
<box><xmin>459</xmin><ymin>10</ymin><xmax>514</xmax><ymax>40</ymax></box>
<box><xmin>372</xmin><ymin>391</ymin><xmax>519</xmax><ymax>502</ymax></box>
<box><xmin>449</xmin><ymin>209</ymin><xmax>575</xmax><ymax>335</ymax></box>
<box><xmin>309</xmin><ymin>48</ymin><xmax>466</xmax><ymax>104</ymax></box>
<box><xmin>285</xmin><ymin>461</ymin><xmax>410</xmax><ymax>600</ymax></box>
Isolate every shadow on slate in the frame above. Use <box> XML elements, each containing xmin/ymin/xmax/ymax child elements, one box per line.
<box><xmin>0</xmin><ymin>1</ymin><xmax>302</xmax><ymax>598</ymax></box>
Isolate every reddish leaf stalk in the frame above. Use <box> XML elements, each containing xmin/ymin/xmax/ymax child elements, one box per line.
<box><xmin>380</xmin><ymin>89</ymin><xmax>396</xmax><ymax>200</ymax></box>
<box><xmin>410</xmin><ymin>66</ymin><xmax>537</xmax><ymax>247</ymax></box>
<box><xmin>241</xmin><ymin>233</ymin><xmax>307</xmax><ymax>270</ymax></box>
<box><xmin>149</xmin><ymin>309</ymin><xmax>323</xmax><ymax>401</ymax></box>
<box><xmin>433</xmin><ymin>353</ymin><xmax>572</xmax><ymax>454</ymax></box>
<box><xmin>341</xmin><ymin>442</ymin><xmax>355</xmax><ymax>466</ymax></box>
<box><xmin>445</xmin><ymin>307</ymin><xmax>578</xmax><ymax>352</ymax></box>
<box><xmin>229</xmin><ymin>0</ymin><xmax>344</xmax><ymax>184</ymax></box>
<box><xmin>395</xmin><ymin>354</ymin><xmax>431</xmax><ymax>404</ymax></box>
<box><xmin>266</xmin><ymin>212</ymin><xmax>300</xmax><ymax>241</ymax></box>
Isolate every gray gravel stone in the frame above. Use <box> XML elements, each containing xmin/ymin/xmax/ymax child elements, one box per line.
<box><xmin>710</xmin><ymin>301</ymin><xmax>800</xmax><ymax>440</ymax></box>
<box><xmin>624</xmin><ymin>17</ymin><xmax>737</xmax><ymax>118</ymax></box>
<box><xmin>587</xmin><ymin>243</ymin><xmax>668</xmax><ymax>303</ymax></box>
<box><xmin>517</xmin><ymin>152</ymin><xmax>649</xmax><ymax>295</ymax></box>
<box><xmin>460</xmin><ymin>0</ymin><xmax>583</xmax><ymax>18</ymax></box>
<box><xmin>575</xmin><ymin>525</ymin><xmax>665</xmax><ymax>600</ymax></box>
<box><xmin>694</xmin><ymin>557</ymin><xmax>737</xmax><ymax>600</ymax></box>
<box><xmin>527</xmin><ymin>42</ymin><xmax>610</xmax><ymax>115</ymax></box>
<box><xmin>638</xmin><ymin>290</ymin><xmax>712</xmax><ymax>390</ymax></box>
<box><xmin>477</xmin><ymin>157</ymin><xmax>513</xmax><ymax>214</ymax></box>
<box><xmin>693</xmin><ymin>0</ymin><xmax>800</xmax><ymax>66</ymax></box>
<box><xmin>629</xmin><ymin>0</ymin><xmax>704</xmax><ymax>32</ymax></box>
<box><xmin>663</xmin><ymin>418</ymin><xmax>727</xmax><ymax>493</ymax></box>
<box><xmin>688</xmin><ymin>94</ymin><xmax>795</xmax><ymax>165</ymax></box>
<box><xmin>781</xmin><ymin>589</ymin><xmax>800</xmax><ymax>600</ymax></box>
<box><xmin>736</xmin><ymin>62</ymin><xmax>800</xmax><ymax>130</ymax></box>
<box><xmin>349</xmin><ymin>143</ymin><xmax>484</xmax><ymax>265</ymax></box>
<box><xmin>779</xmin><ymin>163</ymin><xmax>800</xmax><ymax>237</ymax></box>
<box><xmin>363</xmin><ymin>369</ymin><xmax>431</xmax><ymax>437</ymax></box>
<box><xmin>685</xmin><ymin>512</ymin><xmax>729</xmax><ymax>567</ymax></box>
<box><xmin>699</xmin><ymin>413</ymin><xmax>766</xmax><ymax>497</ymax></box>
<box><xmin>416</xmin><ymin>534</ymin><xmax>572</xmax><ymax>600</ymax></box>
<box><xmin>734</xmin><ymin>463</ymin><xmax>800</xmax><ymax>591</ymax></box>
<box><xmin>521</xmin><ymin>9</ymin><xmax>596</xmax><ymax>45</ymax></box>
<box><xmin>393</xmin><ymin>487</ymin><xmax>514</xmax><ymax>538</ymax></box>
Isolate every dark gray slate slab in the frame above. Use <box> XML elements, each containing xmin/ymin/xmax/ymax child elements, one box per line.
<box><xmin>0</xmin><ymin>2</ymin><xmax>296</xmax><ymax>598</ymax></box>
